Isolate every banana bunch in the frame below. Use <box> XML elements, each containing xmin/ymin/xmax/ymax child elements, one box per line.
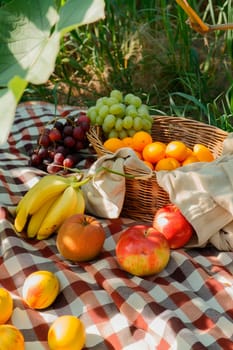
<box><xmin>14</xmin><ymin>174</ymin><xmax>86</xmax><ymax>240</ymax></box>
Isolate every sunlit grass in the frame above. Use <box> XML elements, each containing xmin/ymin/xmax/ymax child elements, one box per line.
<box><xmin>21</xmin><ymin>0</ymin><xmax>233</xmax><ymax>131</ymax></box>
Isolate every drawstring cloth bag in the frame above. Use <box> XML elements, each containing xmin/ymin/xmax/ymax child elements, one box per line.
<box><xmin>82</xmin><ymin>148</ymin><xmax>152</xmax><ymax>219</ymax></box>
<box><xmin>156</xmin><ymin>133</ymin><xmax>233</xmax><ymax>251</ymax></box>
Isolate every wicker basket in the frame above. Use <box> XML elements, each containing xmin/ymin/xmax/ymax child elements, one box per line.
<box><xmin>87</xmin><ymin>115</ymin><xmax>228</xmax><ymax>222</ymax></box>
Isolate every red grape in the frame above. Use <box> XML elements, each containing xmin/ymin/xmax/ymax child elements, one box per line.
<box><xmin>38</xmin><ymin>147</ymin><xmax>49</xmax><ymax>159</ymax></box>
<box><xmin>73</xmin><ymin>126</ymin><xmax>85</xmax><ymax>140</ymax></box>
<box><xmin>63</xmin><ymin>125</ymin><xmax>73</xmax><ymax>136</ymax></box>
<box><xmin>39</xmin><ymin>134</ymin><xmax>51</xmax><ymax>147</ymax></box>
<box><xmin>63</xmin><ymin>157</ymin><xmax>74</xmax><ymax>168</ymax></box>
<box><xmin>54</xmin><ymin>152</ymin><xmax>65</xmax><ymax>165</ymax></box>
<box><xmin>29</xmin><ymin>112</ymin><xmax>93</xmax><ymax>174</ymax></box>
<box><xmin>47</xmin><ymin>163</ymin><xmax>61</xmax><ymax>174</ymax></box>
<box><xmin>64</xmin><ymin>136</ymin><xmax>76</xmax><ymax>148</ymax></box>
<box><xmin>30</xmin><ymin>153</ymin><xmax>41</xmax><ymax>166</ymax></box>
<box><xmin>75</xmin><ymin>140</ymin><xmax>85</xmax><ymax>151</ymax></box>
<box><xmin>49</xmin><ymin>128</ymin><xmax>62</xmax><ymax>142</ymax></box>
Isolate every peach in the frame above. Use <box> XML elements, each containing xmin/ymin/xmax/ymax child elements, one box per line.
<box><xmin>22</xmin><ymin>270</ymin><xmax>59</xmax><ymax>309</ymax></box>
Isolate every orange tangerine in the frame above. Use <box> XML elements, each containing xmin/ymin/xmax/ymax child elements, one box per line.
<box><xmin>193</xmin><ymin>144</ymin><xmax>214</xmax><ymax>162</ymax></box>
<box><xmin>132</xmin><ymin>131</ymin><xmax>153</xmax><ymax>152</ymax></box>
<box><xmin>165</xmin><ymin>141</ymin><xmax>188</xmax><ymax>162</ymax></box>
<box><xmin>186</xmin><ymin>147</ymin><xmax>193</xmax><ymax>157</ymax></box>
<box><xmin>182</xmin><ymin>154</ymin><xmax>199</xmax><ymax>166</ymax></box>
<box><xmin>122</xmin><ymin>136</ymin><xmax>134</xmax><ymax>148</ymax></box>
<box><xmin>143</xmin><ymin>160</ymin><xmax>154</xmax><ymax>170</ymax></box>
<box><xmin>103</xmin><ymin>138</ymin><xmax>124</xmax><ymax>152</ymax></box>
<box><xmin>142</xmin><ymin>141</ymin><xmax>166</xmax><ymax>163</ymax></box>
<box><xmin>155</xmin><ymin>157</ymin><xmax>180</xmax><ymax>171</ymax></box>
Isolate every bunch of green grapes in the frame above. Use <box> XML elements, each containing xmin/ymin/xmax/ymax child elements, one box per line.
<box><xmin>87</xmin><ymin>90</ymin><xmax>153</xmax><ymax>139</ymax></box>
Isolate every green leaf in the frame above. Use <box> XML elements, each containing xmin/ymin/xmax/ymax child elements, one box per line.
<box><xmin>0</xmin><ymin>76</ymin><xmax>28</xmax><ymax>144</ymax></box>
<box><xmin>0</xmin><ymin>0</ymin><xmax>105</xmax><ymax>144</ymax></box>
<box><xmin>57</xmin><ymin>0</ymin><xmax>105</xmax><ymax>35</ymax></box>
<box><xmin>0</xmin><ymin>0</ymin><xmax>60</xmax><ymax>85</ymax></box>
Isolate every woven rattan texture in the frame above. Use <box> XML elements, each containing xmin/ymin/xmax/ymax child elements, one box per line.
<box><xmin>87</xmin><ymin>116</ymin><xmax>228</xmax><ymax>222</ymax></box>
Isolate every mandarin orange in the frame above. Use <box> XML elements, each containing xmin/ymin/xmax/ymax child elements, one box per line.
<box><xmin>165</xmin><ymin>141</ymin><xmax>188</xmax><ymax>162</ymax></box>
<box><xmin>132</xmin><ymin>131</ymin><xmax>153</xmax><ymax>152</ymax></box>
<box><xmin>142</xmin><ymin>141</ymin><xmax>166</xmax><ymax>163</ymax></box>
<box><xmin>155</xmin><ymin>157</ymin><xmax>180</xmax><ymax>171</ymax></box>
<box><xmin>193</xmin><ymin>144</ymin><xmax>214</xmax><ymax>162</ymax></box>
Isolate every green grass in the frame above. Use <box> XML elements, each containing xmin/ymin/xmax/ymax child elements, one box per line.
<box><xmin>22</xmin><ymin>0</ymin><xmax>233</xmax><ymax>132</ymax></box>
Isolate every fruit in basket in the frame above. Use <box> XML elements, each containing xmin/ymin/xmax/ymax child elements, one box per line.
<box><xmin>193</xmin><ymin>143</ymin><xmax>215</xmax><ymax>162</ymax></box>
<box><xmin>22</xmin><ymin>270</ymin><xmax>60</xmax><ymax>309</ymax></box>
<box><xmin>115</xmin><ymin>225</ymin><xmax>170</xmax><ymax>276</ymax></box>
<box><xmin>29</xmin><ymin>111</ymin><xmax>94</xmax><ymax>174</ymax></box>
<box><xmin>0</xmin><ymin>288</ymin><xmax>13</xmax><ymax>324</ymax></box>
<box><xmin>56</xmin><ymin>214</ymin><xmax>105</xmax><ymax>262</ymax></box>
<box><xmin>165</xmin><ymin>140</ymin><xmax>188</xmax><ymax>162</ymax></box>
<box><xmin>103</xmin><ymin>138</ymin><xmax>124</xmax><ymax>152</ymax></box>
<box><xmin>87</xmin><ymin>89</ymin><xmax>153</xmax><ymax>139</ymax></box>
<box><xmin>153</xmin><ymin>204</ymin><xmax>194</xmax><ymax>249</ymax></box>
<box><xmin>132</xmin><ymin>130</ymin><xmax>153</xmax><ymax>152</ymax></box>
<box><xmin>0</xmin><ymin>325</ymin><xmax>24</xmax><ymax>350</ymax></box>
<box><xmin>14</xmin><ymin>174</ymin><xmax>87</xmax><ymax>240</ymax></box>
<box><xmin>182</xmin><ymin>154</ymin><xmax>199</xmax><ymax>165</ymax></box>
<box><xmin>48</xmin><ymin>315</ymin><xmax>86</xmax><ymax>350</ymax></box>
<box><xmin>142</xmin><ymin>141</ymin><xmax>167</xmax><ymax>163</ymax></box>
<box><xmin>155</xmin><ymin>157</ymin><xmax>180</xmax><ymax>171</ymax></box>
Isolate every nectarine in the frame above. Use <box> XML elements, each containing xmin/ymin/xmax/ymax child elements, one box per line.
<box><xmin>56</xmin><ymin>214</ymin><xmax>105</xmax><ymax>262</ymax></box>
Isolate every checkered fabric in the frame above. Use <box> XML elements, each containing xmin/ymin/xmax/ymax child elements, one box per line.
<box><xmin>1</xmin><ymin>101</ymin><xmax>233</xmax><ymax>350</ymax></box>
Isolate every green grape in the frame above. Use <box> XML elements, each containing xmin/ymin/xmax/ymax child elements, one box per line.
<box><xmin>87</xmin><ymin>107</ymin><xmax>97</xmax><ymax>124</ymax></box>
<box><xmin>110</xmin><ymin>90</ymin><xmax>123</xmax><ymax>102</ymax></box>
<box><xmin>96</xmin><ymin>115</ymin><xmax>105</xmax><ymax>126</ymax></box>
<box><xmin>137</xmin><ymin>104</ymin><xmax>150</xmax><ymax>118</ymax></box>
<box><xmin>130</xmin><ymin>96</ymin><xmax>142</xmax><ymax>108</ymax></box>
<box><xmin>118</xmin><ymin>129</ymin><xmax>128</xmax><ymax>139</ymax></box>
<box><xmin>127</xmin><ymin>129</ymin><xmax>136</xmax><ymax>137</ymax></box>
<box><xmin>144</xmin><ymin>114</ymin><xmax>153</xmax><ymax>123</ymax></box>
<box><xmin>101</xmin><ymin>96</ymin><xmax>109</xmax><ymax>104</ymax></box>
<box><xmin>96</xmin><ymin>97</ymin><xmax>105</xmax><ymax>107</ymax></box>
<box><xmin>133</xmin><ymin>116</ymin><xmax>143</xmax><ymax>131</ymax></box>
<box><xmin>125</xmin><ymin>105</ymin><xmax>138</xmax><ymax>118</ymax></box>
<box><xmin>99</xmin><ymin>105</ymin><xmax>109</xmax><ymax>118</ymax></box>
<box><xmin>104</xmin><ymin>114</ymin><xmax>116</xmax><ymax>129</ymax></box>
<box><xmin>108</xmin><ymin>129</ymin><xmax>119</xmax><ymax>139</ymax></box>
<box><xmin>102</xmin><ymin>121</ymin><xmax>112</xmax><ymax>134</ymax></box>
<box><xmin>109</xmin><ymin>103</ymin><xmax>125</xmax><ymax>117</ymax></box>
<box><xmin>124</xmin><ymin>93</ymin><xmax>134</xmax><ymax>105</ymax></box>
<box><xmin>142</xmin><ymin>119</ymin><xmax>152</xmax><ymax>131</ymax></box>
<box><xmin>123</xmin><ymin>116</ymin><xmax>133</xmax><ymax>129</ymax></box>
<box><xmin>87</xmin><ymin>106</ymin><xmax>96</xmax><ymax>116</ymax></box>
<box><xmin>106</xmin><ymin>97</ymin><xmax>119</xmax><ymax>106</ymax></box>
<box><xmin>115</xmin><ymin>118</ymin><xmax>123</xmax><ymax>131</ymax></box>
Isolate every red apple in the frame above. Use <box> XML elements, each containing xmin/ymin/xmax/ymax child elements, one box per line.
<box><xmin>153</xmin><ymin>204</ymin><xmax>194</xmax><ymax>249</ymax></box>
<box><xmin>115</xmin><ymin>225</ymin><xmax>170</xmax><ymax>277</ymax></box>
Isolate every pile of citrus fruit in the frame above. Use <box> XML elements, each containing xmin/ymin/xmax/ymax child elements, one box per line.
<box><xmin>103</xmin><ymin>130</ymin><xmax>215</xmax><ymax>171</ymax></box>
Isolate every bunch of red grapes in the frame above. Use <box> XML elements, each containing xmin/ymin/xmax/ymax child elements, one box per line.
<box><xmin>29</xmin><ymin>111</ymin><xmax>95</xmax><ymax>173</ymax></box>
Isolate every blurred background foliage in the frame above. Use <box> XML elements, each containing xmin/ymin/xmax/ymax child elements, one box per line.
<box><xmin>18</xmin><ymin>0</ymin><xmax>233</xmax><ymax>131</ymax></box>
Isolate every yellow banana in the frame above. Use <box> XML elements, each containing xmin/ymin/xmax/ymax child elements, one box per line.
<box><xmin>14</xmin><ymin>175</ymin><xmax>77</xmax><ymax>233</ymax></box>
<box><xmin>37</xmin><ymin>185</ymin><xmax>80</xmax><ymax>240</ymax></box>
<box><xmin>26</xmin><ymin>196</ymin><xmax>59</xmax><ymax>238</ymax></box>
<box><xmin>74</xmin><ymin>188</ymin><xmax>85</xmax><ymax>215</ymax></box>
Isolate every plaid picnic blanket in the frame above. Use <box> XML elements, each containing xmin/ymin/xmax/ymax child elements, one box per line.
<box><xmin>1</xmin><ymin>101</ymin><xmax>233</xmax><ymax>350</ymax></box>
